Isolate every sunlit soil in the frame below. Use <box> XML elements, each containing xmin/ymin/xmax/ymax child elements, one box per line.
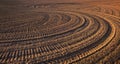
<box><xmin>0</xmin><ymin>0</ymin><xmax>120</xmax><ymax>64</ymax></box>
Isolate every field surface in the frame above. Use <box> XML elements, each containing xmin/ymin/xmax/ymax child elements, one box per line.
<box><xmin>0</xmin><ymin>0</ymin><xmax>120</xmax><ymax>64</ymax></box>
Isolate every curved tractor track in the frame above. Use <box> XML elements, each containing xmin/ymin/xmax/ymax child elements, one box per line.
<box><xmin>0</xmin><ymin>3</ymin><xmax>120</xmax><ymax>64</ymax></box>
